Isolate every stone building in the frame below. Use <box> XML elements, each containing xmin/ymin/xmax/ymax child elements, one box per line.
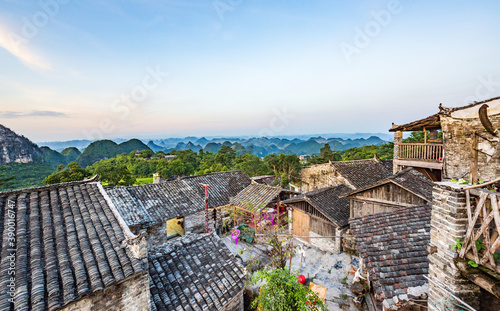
<box><xmin>390</xmin><ymin>96</ymin><xmax>500</xmax><ymax>182</ymax></box>
<box><xmin>427</xmin><ymin>182</ymin><xmax>500</xmax><ymax>311</ymax></box>
<box><xmin>105</xmin><ymin>171</ymin><xmax>251</xmax><ymax>246</ymax></box>
<box><xmin>281</xmin><ymin>185</ymin><xmax>352</xmax><ymax>253</ymax></box>
<box><xmin>350</xmin><ymin>204</ymin><xmax>431</xmax><ymax>310</ymax></box>
<box><xmin>149</xmin><ymin>233</ymin><xmax>247</xmax><ymax>311</ymax></box>
<box><xmin>299</xmin><ymin>157</ymin><xmax>393</xmax><ymax>193</ymax></box>
<box><xmin>0</xmin><ymin>177</ymin><xmax>150</xmax><ymax>311</ymax></box>
<box><xmin>342</xmin><ymin>168</ymin><xmax>433</xmax><ymax>218</ymax></box>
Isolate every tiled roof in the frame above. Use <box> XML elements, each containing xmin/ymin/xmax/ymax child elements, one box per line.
<box><xmin>331</xmin><ymin>158</ymin><xmax>393</xmax><ymax>189</ymax></box>
<box><xmin>230</xmin><ymin>182</ymin><xmax>282</xmax><ymax>213</ymax></box>
<box><xmin>105</xmin><ymin>171</ymin><xmax>251</xmax><ymax>227</ymax></box>
<box><xmin>343</xmin><ymin>168</ymin><xmax>433</xmax><ymax>201</ymax></box>
<box><xmin>350</xmin><ymin>204</ymin><xmax>431</xmax><ymax>302</ymax></box>
<box><xmin>149</xmin><ymin>233</ymin><xmax>247</xmax><ymax>311</ymax></box>
<box><xmin>0</xmin><ymin>178</ymin><xmax>144</xmax><ymax>311</ymax></box>
<box><xmin>281</xmin><ymin>185</ymin><xmax>352</xmax><ymax>227</ymax></box>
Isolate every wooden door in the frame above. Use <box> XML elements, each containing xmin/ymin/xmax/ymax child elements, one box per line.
<box><xmin>293</xmin><ymin>209</ymin><xmax>310</xmax><ymax>242</ymax></box>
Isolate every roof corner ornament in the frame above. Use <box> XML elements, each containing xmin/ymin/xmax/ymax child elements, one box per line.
<box><xmin>438</xmin><ymin>103</ymin><xmax>452</xmax><ymax>115</ymax></box>
<box><xmin>478</xmin><ymin>104</ymin><xmax>499</xmax><ymax>136</ymax></box>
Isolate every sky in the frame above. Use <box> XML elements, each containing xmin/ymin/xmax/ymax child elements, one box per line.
<box><xmin>1</xmin><ymin>0</ymin><xmax>500</xmax><ymax>142</ymax></box>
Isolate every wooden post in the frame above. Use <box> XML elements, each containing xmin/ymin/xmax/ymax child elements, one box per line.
<box><xmin>424</xmin><ymin>127</ymin><xmax>427</xmax><ymax>144</ymax></box>
<box><xmin>470</xmin><ymin>131</ymin><xmax>479</xmax><ymax>185</ymax></box>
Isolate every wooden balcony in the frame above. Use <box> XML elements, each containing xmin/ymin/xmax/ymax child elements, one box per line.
<box><xmin>394</xmin><ymin>142</ymin><xmax>443</xmax><ymax>170</ymax></box>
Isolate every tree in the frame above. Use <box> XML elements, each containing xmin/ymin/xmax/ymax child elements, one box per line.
<box><xmin>215</xmin><ymin>145</ymin><xmax>236</xmax><ymax>168</ymax></box>
<box><xmin>250</xmin><ymin>268</ymin><xmax>325</xmax><ymax>311</ymax></box>
<box><xmin>43</xmin><ymin>162</ymin><xmax>90</xmax><ymax>185</ymax></box>
<box><xmin>308</xmin><ymin>143</ymin><xmax>341</xmax><ymax>165</ymax></box>
<box><xmin>91</xmin><ymin>159</ymin><xmax>135</xmax><ymax>186</ymax></box>
<box><xmin>0</xmin><ymin>165</ymin><xmax>15</xmax><ymax>189</ymax></box>
<box><xmin>233</xmin><ymin>153</ymin><xmax>269</xmax><ymax>177</ymax></box>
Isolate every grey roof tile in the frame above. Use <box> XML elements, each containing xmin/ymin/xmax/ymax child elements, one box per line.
<box><xmin>0</xmin><ymin>178</ymin><xmax>144</xmax><ymax>311</ymax></box>
<box><xmin>149</xmin><ymin>233</ymin><xmax>247</xmax><ymax>311</ymax></box>
<box><xmin>106</xmin><ymin>171</ymin><xmax>251</xmax><ymax>227</ymax></box>
<box><xmin>350</xmin><ymin>204</ymin><xmax>431</xmax><ymax>301</ymax></box>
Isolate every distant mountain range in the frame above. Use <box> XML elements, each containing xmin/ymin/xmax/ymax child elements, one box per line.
<box><xmin>2</xmin><ymin>123</ymin><xmax>390</xmax><ymax>168</ymax></box>
<box><xmin>38</xmin><ymin>133</ymin><xmax>391</xmax><ymax>156</ymax></box>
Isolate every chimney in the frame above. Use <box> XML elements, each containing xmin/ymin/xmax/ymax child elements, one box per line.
<box><xmin>153</xmin><ymin>173</ymin><xmax>165</xmax><ymax>184</ymax></box>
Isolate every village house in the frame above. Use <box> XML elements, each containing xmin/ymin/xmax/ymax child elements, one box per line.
<box><xmin>386</xmin><ymin>96</ymin><xmax>500</xmax><ymax>310</ymax></box>
<box><xmin>342</xmin><ymin>168</ymin><xmax>433</xmax><ymax>218</ymax></box>
<box><xmin>105</xmin><ymin>171</ymin><xmax>251</xmax><ymax>246</ymax></box>
<box><xmin>281</xmin><ymin>185</ymin><xmax>352</xmax><ymax>253</ymax></box>
<box><xmin>229</xmin><ymin>182</ymin><xmax>299</xmax><ymax>233</ymax></box>
<box><xmin>0</xmin><ymin>177</ymin><xmax>150</xmax><ymax>311</ymax></box>
<box><xmin>299</xmin><ymin>156</ymin><xmax>393</xmax><ymax>193</ymax></box>
<box><xmin>350</xmin><ymin>204</ymin><xmax>431</xmax><ymax>310</ymax></box>
<box><xmin>390</xmin><ymin>96</ymin><xmax>500</xmax><ymax>182</ymax></box>
<box><xmin>149</xmin><ymin>233</ymin><xmax>247</xmax><ymax>311</ymax></box>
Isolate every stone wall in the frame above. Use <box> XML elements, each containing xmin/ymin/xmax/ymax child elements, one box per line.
<box><xmin>185</xmin><ymin>210</ymin><xmax>218</xmax><ymax>234</ymax></box>
<box><xmin>62</xmin><ymin>272</ymin><xmax>150</xmax><ymax>311</ymax></box>
<box><xmin>427</xmin><ymin>183</ymin><xmax>480</xmax><ymax>311</ymax></box>
<box><xmin>299</xmin><ymin>163</ymin><xmax>353</xmax><ymax>192</ymax></box>
<box><xmin>441</xmin><ymin>114</ymin><xmax>500</xmax><ymax>181</ymax></box>
<box><xmin>222</xmin><ymin>290</ymin><xmax>244</xmax><ymax>311</ymax></box>
<box><xmin>309</xmin><ymin>228</ymin><xmax>343</xmax><ymax>253</ymax></box>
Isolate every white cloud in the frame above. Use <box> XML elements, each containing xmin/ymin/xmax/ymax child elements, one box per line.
<box><xmin>0</xmin><ymin>22</ymin><xmax>52</xmax><ymax>71</ymax></box>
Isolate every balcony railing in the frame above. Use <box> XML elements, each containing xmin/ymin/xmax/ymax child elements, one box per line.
<box><xmin>397</xmin><ymin>143</ymin><xmax>443</xmax><ymax>162</ymax></box>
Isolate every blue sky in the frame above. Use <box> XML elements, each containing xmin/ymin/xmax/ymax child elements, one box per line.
<box><xmin>1</xmin><ymin>0</ymin><xmax>500</xmax><ymax>141</ymax></box>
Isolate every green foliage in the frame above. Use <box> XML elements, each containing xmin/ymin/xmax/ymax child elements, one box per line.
<box><xmin>60</xmin><ymin>147</ymin><xmax>81</xmax><ymax>162</ymax></box>
<box><xmin>40</xmin><ymin>146</ymin><xmax>68</xmax><ymax>167</ymax></box>
<box><xmin>43</xmin><ymin>162</ymin><xmax>90</xmax><ymax>185</ymax></box>
<box><xmin>341</xmin><ymin>143</ymin><xmax>394</xmax><ymax>161</ymax></box>
<box><xmin>307</xmin><ymin>143</ymin><xmax>342</xmax><ymax>165</ymax></box>
<box><xmin>403</xmin><ymin>131</ymin><xmax>443</xmax><ymax>143</ymax></box>
<box><xmin>77</xmin><ymin>139</ymin><xmax>152</xmax><ymax>167</ymax></box>
<box><xmin>233</xmin><ymin>153</ymin><xmax>271</xmax><ymax>177</ymax></box>
<box><xmin>468</xmin><ymin>260</ymin><xmax>479</xmax><ymax>268</ymax></box>
<box><xmin>90</xmin><ymin>158</ymin><xmax>136</xmax><ymax>186</ymax></box>
<box><xmin>0</xmin><ymin>165</ymin><xmax>15</xmax><ymax>189</ymax></box>
<box><xmin>450</xmin><ymin>238</ymin><xmax>462</xmax><ymax>250</ymax></box>
<box><xmin>215</xmin><ymin>145</ymin><xmax>236</xmax><ymax>168</ymax></box>
<box><xmin>1</xmin><ymin>162</ymin><xmax>55</xmax><ymax>190</ymax></box>
<box><xmin>250</xmin><ymin>268</ymin><xmax>325</xmax><ymax>311</ymax></box>
<box><xmin>264</xmin><ymin>154</ymin><xmax>301</xmax><ymax>187</ymax></box>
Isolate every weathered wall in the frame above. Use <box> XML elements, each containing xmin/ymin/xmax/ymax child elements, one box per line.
<box><xmin>185</xmin><ymin>210</ymin><xmax>217</xmax><ymax>234</ymax></box>
<box><xmin>441</xmin><ymin>114</ymin><xmax>500</xmax><ymax>180</ymax></box>
<box><xmin>299</xmin><ymin>163</ymin><xmax>353</xmax><ymax>192</ymax></box>
<box><xmin>350</xmin><ymin>183</ymin><xmax>427</xmax><ymax>217</ymax></box>
<box><xmin>62</xmin><ymin>272</ymin><xmax>150</xmax><ymax>311</ymax></box>
<box><xmin>222</xmin><ymin>290</ymin><xmax>244</xmax><ymax>311</ymax></box>
<box><xmin>427</xmin><ymin>183</ymin><xmax>480</xmax><ymax>311</ymax></box>
<box><xmin>309</xmin><ymin>228</ymin><xmax>343</xmax><ymax>253</ymax></box>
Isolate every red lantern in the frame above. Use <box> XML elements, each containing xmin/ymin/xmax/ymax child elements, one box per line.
<box><xmin>298</xmin><ymin>275</ymin><xmax>306</xmax><ymax>284</ymax></box>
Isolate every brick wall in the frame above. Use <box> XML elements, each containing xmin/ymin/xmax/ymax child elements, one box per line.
<box><xmin>441</xmin><ymin>114</ymin><xmax>500</xmax><ymax>180</ymax></box>
<box><xmin>427</xmin><ymin>183</ymin><xmax>480</xmax><ymax>311</ymax></box>
<box><xmin>62</xmin><ymin>272</ymin><xmax>150</xmax><ymax>311</ymax></box>
<box><xmin>300</xmin><ymin>163</ymin><xmax>353</xmax><ymax>192</ymax></box>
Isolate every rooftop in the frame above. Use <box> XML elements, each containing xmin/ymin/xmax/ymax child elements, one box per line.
<box><xmin>331</xmin><ymin>158</ymin><xmax>393</xmax><ymax>189</ymax></box>
<box><xmin>149</xmin><ymin>233</ymin><xmax>247</xmax><ymax>311</ymax></box>
<box><xmin>230</xmin><ymin>182</ymin><xmax>297</xmax><ymax>214</ymax></box>
<box><xmin>282</xmin><ymin>184</ymin><xmax>352</xmax><ymax>227</ymax></box>
<box><xmin>105</xmin><ymin>171</ymin><xmax>251</xmax><ymax>227</ymax></box>
<box><xmin>342</xmin><ymin>168</ymin><xmax>434</xmax><ymax>202</ymax></box>
<box><xmin>350</xmin><ymin>204</ymin><xmax>431</xmax><ymax>304</ymax></box>
<box><xmin>0</xmin><ymin>177</ymin><xmax>145</xmax><ymax>311</ymax></box>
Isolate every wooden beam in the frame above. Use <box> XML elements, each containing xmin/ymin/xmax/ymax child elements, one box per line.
<box><xmin>456</xmin><ymin>258</ymin><xmax>500</xmax><ymax>298</ymax></box>
<box><xmin>470</xmin><ymin>131</ymin><xmax>479</xmax><ymax>185</ymax></box>
<box><xmin>463</xmin><ymin>178</ymin><xmax>500</xmax><ymax>190</ymax></box>
<box><xmin>393</xmin><ymin>159</ymin><xmax>443</xmax><ymax>169</ymax></box>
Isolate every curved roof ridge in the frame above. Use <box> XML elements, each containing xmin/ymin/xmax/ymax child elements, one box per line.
<box><xmin>0</xmin><ymin>174</ymin><xmax>100</xmax><ymax>195</ymax></box>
